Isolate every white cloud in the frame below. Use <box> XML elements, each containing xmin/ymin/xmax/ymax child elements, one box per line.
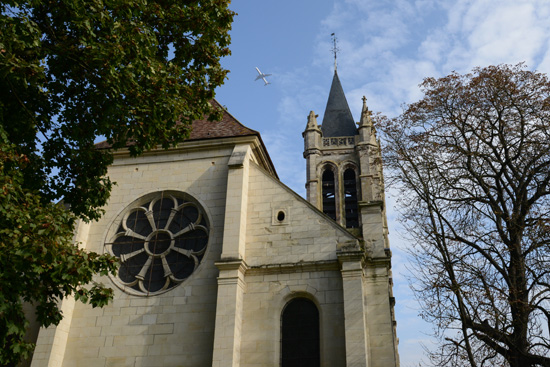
<box><xmin>301</xmin><ymin>1</ymin><xmax>550</xmax><ymax>365</ymax></box>
<box><xmin>419</xmin><ymin>31</ymin><xmax>449</xmax><ymax>65</ymax></box>
<box><xmin>435</xmin><ymin>0</ymin><xmax>550</xmax><ymax>72</ymax></box>
<box><xmin>320</xmin><ymin>0</ymin><xmax>550</xmax><ymax>115</ymax></box>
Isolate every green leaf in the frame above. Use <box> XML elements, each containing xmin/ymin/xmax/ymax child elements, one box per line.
<box><xmin>0</xmin><ymin>0</ymin><xmax>233</xmax><ymax>364</ymax></box>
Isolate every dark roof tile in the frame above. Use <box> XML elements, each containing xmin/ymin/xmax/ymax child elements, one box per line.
<box><xmin>187</xmin><ymin>100</ymin><xmax>258</xmax><ymax>140</ymax></box>
<box><xmin>321</xmin><ymin>71</ymin><xmax>358</xmax><ymax>137</ymax></box>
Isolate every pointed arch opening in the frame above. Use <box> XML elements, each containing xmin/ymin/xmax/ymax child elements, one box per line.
<box><xmin>321</xmin><ymin>168</ymin><xmax>336</xmax><ymax>220</ymax></box>
<box><xmin>343</xmin><ymin>168</ymin><xmax>359</xmax><ymax>228</ymax></box>
<box><xmin>281</xmin><ymin>298</ymin><xmax>320</xmax><ymax>367</ymax></box>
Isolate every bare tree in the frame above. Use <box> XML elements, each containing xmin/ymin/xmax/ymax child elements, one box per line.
<box><xmin>378</xmin><ymin>64</ymin><xmax>550</xmax><ymax>367</ymax></box>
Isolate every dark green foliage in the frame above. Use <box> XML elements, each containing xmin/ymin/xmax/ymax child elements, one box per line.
<box><xmin>1</xmin><ymin>0</ymin><xmax>233</xmax><ymax>220</ymax></box>
<box><xmin>0</xmin><ymin>0</ymin><xmax>233</xmax><ymax>364</ymax></box>
<box><xmin>0</xmin><ymin>129</ymin><xmax>118</xmax><ymax>364</ymax></box>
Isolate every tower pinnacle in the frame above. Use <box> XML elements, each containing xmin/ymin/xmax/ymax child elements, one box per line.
<box><xmin>359</xmin><ymin>96</ymin><xmax>373</xmax><ymax>127</ymax></box>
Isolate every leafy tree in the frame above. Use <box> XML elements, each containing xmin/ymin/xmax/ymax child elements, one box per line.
<box><xmin>0</xmin><ymin>128</ymin><xmax>118</xmax><ymax>365</ymax></box>
<box><xmin>379</xmin><ymin>64</ymin><xmax>550</xmax><ymax>367</ymax></box>
<box><xmin>0</xmin><ymin>0</ymin><xmax>233</xmax><ymax>364</ymax></box>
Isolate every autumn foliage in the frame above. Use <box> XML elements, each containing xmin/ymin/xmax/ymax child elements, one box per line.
<box><xmin>379</xmin><ymin>64</ymin><xmax>550</xmax><ymax>367</ymax></box>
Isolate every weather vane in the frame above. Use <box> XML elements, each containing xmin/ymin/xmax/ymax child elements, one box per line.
<box><xmin>331</xmin><ymin>33</ymin><xmax>339</xmax><ymax>72</ymax></box>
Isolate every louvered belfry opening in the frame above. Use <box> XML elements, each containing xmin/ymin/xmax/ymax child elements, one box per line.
<box><xmin>321</xmin><ymin>169</ymin><xmax>336</xmax><ymax>220</ymax></box>
<box><xmin>344</xmin><ymin>168</ymin><xmax>359</xmax><ymax>228</ymax></box>
<box><xmin>281</xmin><ymin>298</ymin><xmax>320</xmax><ymax>367</ymax></box>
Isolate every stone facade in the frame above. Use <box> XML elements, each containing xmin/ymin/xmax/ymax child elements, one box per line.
<box><xmin>30</xmin><ymin>79</ymin><xmax>398</xmax><ymax>366</ymax></box>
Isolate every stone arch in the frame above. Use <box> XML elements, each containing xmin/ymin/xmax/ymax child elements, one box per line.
<box><xmin>280</xmin><ymin>295</ymin><xmax>321</xmax><ymax>367</ymax></box>
<box><xmin>318</xmin><ymin>162</ymin><xmax>338</xmax><ymax>221</ymax></box>
<box><xmin>340</xmin><ymin>163</ymin><xmax>360</xmax><ymax>228</ymax></box>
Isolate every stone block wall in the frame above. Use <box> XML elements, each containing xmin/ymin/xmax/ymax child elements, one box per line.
<box><xmin>32</xmin><ymin>143</ymin><xmax>235</xmax><ymax>367</ymax></box>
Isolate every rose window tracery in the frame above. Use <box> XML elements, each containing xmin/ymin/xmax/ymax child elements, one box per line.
<box><xmin>105</xmin><ymin>192</ymin><xmax>209</xmax><ymax>296</ymax></box>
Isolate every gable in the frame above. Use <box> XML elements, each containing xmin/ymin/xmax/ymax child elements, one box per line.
<box><xmin>245</xmin><ymin>162</ymin><xmax>358</xmax><ymax>267</ymax></box>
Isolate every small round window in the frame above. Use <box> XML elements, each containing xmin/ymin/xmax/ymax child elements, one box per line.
<box><xmin>105</xmin><ymin>191</ymin><xmax>209</xmax><ymax>296</ymax></box>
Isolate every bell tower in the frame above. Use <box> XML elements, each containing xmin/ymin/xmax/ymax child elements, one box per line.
<box><xmin>303</xmin><ymin>70</ymin><xmax>391</xmax><ymax>248</ymax></box>
<box><xmin>303</xmin><ymin>70</ymin><xmax>361</xmax><ymax>232</ymax></box>
<box><xmin>303</xmin><ymin>70</ymin><xmax>399</xmax><ymax>366</ymax></box>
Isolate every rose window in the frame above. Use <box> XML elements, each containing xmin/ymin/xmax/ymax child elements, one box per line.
<box><xmin>105</xmin><ymin>192</ymin><xmax>209</xmax><ymax>296</ymax></box>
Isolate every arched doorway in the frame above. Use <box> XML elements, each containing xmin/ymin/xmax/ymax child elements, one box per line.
<box><xmin>281</xmin><ymin>298</ymin><xmax>320</xmax><ymax>367</ymax></box>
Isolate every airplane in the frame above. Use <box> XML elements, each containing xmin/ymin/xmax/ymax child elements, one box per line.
<box><xmin>255</xmin><ymin>67</ymin><xmax>271</xmax><ymax>86</ymax></box>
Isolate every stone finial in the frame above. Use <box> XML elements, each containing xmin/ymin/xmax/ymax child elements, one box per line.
<box><xmin>306</xmin><ymin>110</ymin><xmax>320</xmax><ymax>131</ymax></box>
<box><xmin>359</xmin><ymin>96</ymin><xmax>373</xmax><ymax>128</ymax></box>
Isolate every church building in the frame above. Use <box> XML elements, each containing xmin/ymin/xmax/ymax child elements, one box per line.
<box><xmin>30</xmin><ymin>71</ymin><xmax>399</xmax><ymax>367</ymax></box>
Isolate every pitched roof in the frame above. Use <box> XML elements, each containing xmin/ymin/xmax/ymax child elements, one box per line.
<box><xmin>186</xmin><ymin>99</ymin><xmax>259</xmax><ymax>140</ymax></box>
<box><xmin>94</xmin><ymin>100</ymin><xmax>278</xmax><ymax>178</ymax></box>
<box><xmin>95</xmin><ymin>100</ymin><xmax>257</xmax><ymax>149</ymax></box>
<box><xmin>320</xmin><ymin>71</ymin><xmax>358</xmax><ymax>137</ymax></box>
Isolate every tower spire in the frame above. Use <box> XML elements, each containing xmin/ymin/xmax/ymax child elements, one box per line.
<box><xmin>331</xmin><ymin>33</ymin><xmax>339</xmax><ymax>72</ymax></box>
<box><xmin>320</xmin><ymin>72</ymin><xmax>357</xmax><ymax>137</ymax></box>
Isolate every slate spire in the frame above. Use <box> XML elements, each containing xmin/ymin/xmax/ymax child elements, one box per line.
<box><xmin>320</xmin><ymin>71</ymin><xmax>357</xmax><ymax>137</ymax></box>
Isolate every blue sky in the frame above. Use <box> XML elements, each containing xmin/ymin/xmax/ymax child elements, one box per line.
<box><xmin>215</xmin><ymin>1</ymin><xmax>550</xmax><ymax>365</ymax></box>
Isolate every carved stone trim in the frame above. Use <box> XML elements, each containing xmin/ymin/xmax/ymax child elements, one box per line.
<box><xmin>358</xmin><ymin>200</ymin><xmax>384</xmax><ymax>208</ymax></box>
<box><xmin>215</xmin><ymin>259</ymin><xmax>248</xmax><ymax>291</ymax></box>
<box><xmin>322</xmin><ymin>136</ymin><xmax>356</xmax><ymax>147</ymax></box>
<box><xmin>246</xmin><ymin>260</ymin><xmax>339</xmax><ymax>275</ymax></box>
